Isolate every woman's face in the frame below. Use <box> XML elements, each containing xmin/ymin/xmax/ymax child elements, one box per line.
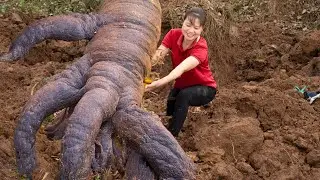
<box><xmin>181</xmin><ymin>17</ymin><xmax>203</xmax><ymax>42</ymax></box>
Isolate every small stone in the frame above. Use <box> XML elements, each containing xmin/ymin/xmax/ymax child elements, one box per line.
<box><xmin>0</xmin><ymin>139</ymin><xmax>13</xmax><ymax>157</ymax></box>
<box><xmin>264</xmin><ymin>132</ymin><xmax>274</xmax><ymax>140</ymax></box>
<box><xmin>257</xmin><ymin>166</ymin><xmax>270</xmax><ymax>177</ymax></box>
<box><xmin>229</xmin><ymin>25</ymin><xmax>239</xmax><ymax>38</ymax></box>
<box><xmin>302</xmin><ymin>9</ymin><xmax>307</xmax><ymax>14</ymax></box>
<box><xmin>52</xmin><ymin>40</ymin><xmax>73</xmax><ymax>49</ymax></box>
<box><xmin>186</xmin><ymin>151</ymin><xmax>199</xmax><ymax>162</ymax></box>
<box><xmin>311</xmin><ymin>133</ymin><xmax>319</xmax><ymax>143</ymax></box>
<box><xmin>294</xmin><ymin>137</ymin><xmax>313</xmax><ymax>151</ymax></box>
<box><xmin>306</xmin><ymin>150</ymin><xmax>320</xmax><ymax>167</ymax></box>
<box><xmin>264</xmin><ymin>140</ymin><xmax>275</xmax><ymax>148</ymax></box>
<box><xmin>12</xmin><ymin>12</ymin><xmax>22</xmax><ymax>22</ymax></box>
<box><xmin>198</xmin><ymin>147</ymin><xmax>225</xmax><ymax>163</ymax></box>
<box><xmin>236</xmin><ymin>162</ymin><xmax>256</xmax><ymax>174</ymax></box>
<box><xmin>7</xmin><ymin>67</ymin><xmax>14</xmax><ymax>72</ymax></box>
<box><xmin>278</xmin><ymin>43</ymin><xmax>292</xmax><ymax>54</ymax></box>
<box><xmin>283</xmin><ymin>134</ymin><xmax>296</xmax><ymax>143</ymax></box>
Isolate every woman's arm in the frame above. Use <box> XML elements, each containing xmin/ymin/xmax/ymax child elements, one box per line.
<box><xmin>145</xmin><ymin>56</ymin><xmax>200</xmax><ymax>91</ymax></box>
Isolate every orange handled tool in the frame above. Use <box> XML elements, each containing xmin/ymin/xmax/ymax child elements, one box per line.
<box><xmin>143</xmin><ymin>77</ymin><xmax>153</xmax><ymax>85</ymax></box>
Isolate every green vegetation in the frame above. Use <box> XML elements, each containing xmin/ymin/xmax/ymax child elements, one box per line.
<box><xmin>94</xmin><ymin>174</ymin><xmax>101</xmax><ymax>180</ymax></box>
<box><xmin>43</xmin><ymin>114</ymin><xmax>55</xmax><ymax>125</ymax></box>
<box><xmin>0</xmin><ymin>0</ymin><xmax>103</xmax><ymax>16</ymax></box>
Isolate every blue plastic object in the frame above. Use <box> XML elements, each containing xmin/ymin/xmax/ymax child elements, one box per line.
<box><xmin>304</xmin><ymin>91</ymin><xmax>318</xmax><ymax>99</ymax></box>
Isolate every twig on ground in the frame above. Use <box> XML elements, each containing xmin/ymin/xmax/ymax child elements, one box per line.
<box><xmin>30</xmin><ymin>82</ymin><xmax>40</xmax><ymax>96</ymax></box>
<box><xmin>148</xmin><ymin>91</ymin><xmax>158</xmax><ymax>96</ymax></box>
<box><xmin>41</xmin><ymin>172</ymin><xmax>49</xmax><ymax>180</ymax></box>
<box><xmin>230</xmin><ymin>137</ymin><xmax>238</xmax><ymax>163</ymax></box>
<box><xmin>282</xmin><ymin>147</ymin><xmax>295</xmax><ymax>165</ymax></box>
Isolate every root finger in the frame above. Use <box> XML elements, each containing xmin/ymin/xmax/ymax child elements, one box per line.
<box><xmin>125</xmin><ymin>150</ymin><xmax>156</xmax><ymax>180</ymax></box>
<box><xmin>61</xmin><ymin>88</ymin><xmax>119</xmax><ymax>179</ymax></box>
<box><xmin>92</xmin><ymin>121</ymin><xmax>114</xmax><ymax>173</ymax></box>
<box><xmin>112</xmin><ymin>105</ymin><xmax>195</xmax><ymax>179</ymax></box>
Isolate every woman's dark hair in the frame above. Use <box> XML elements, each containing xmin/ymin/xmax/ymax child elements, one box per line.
<box><xmin>183</xmin><ymin>7</ymin><xmax>207</xmax><ymax>26</ymax></box>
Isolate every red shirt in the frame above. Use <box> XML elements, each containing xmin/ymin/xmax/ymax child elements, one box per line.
<box><xmin>161</xmin><ymin>28</ymin><xmax>217</xmax><ymax>89</ymax></box>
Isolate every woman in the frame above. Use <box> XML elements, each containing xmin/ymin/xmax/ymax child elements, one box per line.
<box><xmin>145</xmin><ymin>7</ymin><xmax>217</xmax><ymax>136</ymax></box>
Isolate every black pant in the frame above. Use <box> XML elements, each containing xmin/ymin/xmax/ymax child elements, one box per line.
<box><xmin>166</xmin><ymin>85</ymin><xmax>216</xmax><ymax>136</ymax></box>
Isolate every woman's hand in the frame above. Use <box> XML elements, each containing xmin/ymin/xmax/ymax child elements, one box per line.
<box><xmin>145</xmin><ymin>56</ymin><xmax>200</xmax><ymax>92</ymax></box>
<box><xmin>145</xmin><ymin>80</ymin><xmax>164</xmax><ymax>92</ymax></box>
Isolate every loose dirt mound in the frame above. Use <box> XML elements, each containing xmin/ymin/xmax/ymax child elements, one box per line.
<box><xmin>0</xmin><ymin>0</ymin><xmax>320</xmax><ymax>179</ymax></box>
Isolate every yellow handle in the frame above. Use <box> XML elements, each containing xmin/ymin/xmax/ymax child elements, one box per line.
<box><xmin>143</xmin><ymin>77</ymin><xmax>153</xmax><ymax>84</ymax></box>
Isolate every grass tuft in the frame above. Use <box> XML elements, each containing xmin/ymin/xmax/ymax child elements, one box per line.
<box><xmin>0</xmin><ymin>0</ymin><xmax>103</xmax><ymax>16</ymax></box>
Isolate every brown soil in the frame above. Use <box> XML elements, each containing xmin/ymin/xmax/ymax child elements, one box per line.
<box><xmin>0</xmin><ymin>1</ymin><xmax>320</xmax><ymax>179</ymax></box>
